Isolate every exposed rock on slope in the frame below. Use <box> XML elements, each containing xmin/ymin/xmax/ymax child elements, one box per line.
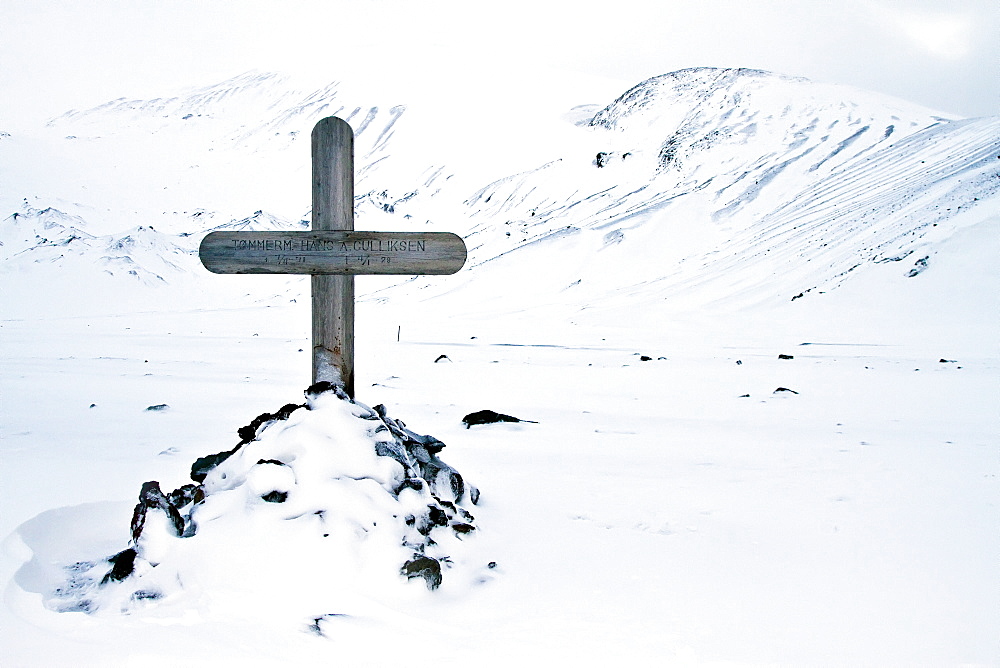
<box><xmin>454</xmin><ymin>67</ymin><xmax>1000</xmax><ymax>311</ymax></box>
<box><xmin>1</xmin><ymin>205</ymin><xmax>197</xmax><ymax>284</ymax></box>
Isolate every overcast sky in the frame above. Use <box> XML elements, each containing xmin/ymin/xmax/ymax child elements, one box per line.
<box><xmin>1</xmin><ymin>0</ymin><xmax>998</xmax><ymax>128</ymax></box>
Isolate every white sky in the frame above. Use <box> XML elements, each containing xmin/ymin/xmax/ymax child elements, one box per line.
<box><xmin>1</xmin><ymin>0</ymin><xmax>998</xmax><ymax>128</ymax></box>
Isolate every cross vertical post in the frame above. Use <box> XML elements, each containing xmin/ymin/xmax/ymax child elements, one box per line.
<box><xmin>311</xmin><ymin>117</ymin><xmax>355</xmax><ymax>396</ymax></box>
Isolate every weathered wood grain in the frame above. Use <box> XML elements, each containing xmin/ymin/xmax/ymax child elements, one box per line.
<box><xmin>198</xmin><ymin>230</ymin><xmax>467</xmax><ymax>275</ymax></box>
<box><xmin>312</xmin><ymin>117</ymin><xmax>355</xmax><ymax>395</ymax></box>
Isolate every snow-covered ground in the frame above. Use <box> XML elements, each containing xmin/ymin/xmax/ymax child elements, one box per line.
<box><xmin>1</xmin><ymin>68</ymin><xmax>998</xmax><ymax>665</ymax></box>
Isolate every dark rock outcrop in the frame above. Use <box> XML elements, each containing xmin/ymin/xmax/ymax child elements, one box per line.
<box><xmin>461</xmin><ymin>409</ymin><xmax>536</xmax><ymax>428</ymax></box>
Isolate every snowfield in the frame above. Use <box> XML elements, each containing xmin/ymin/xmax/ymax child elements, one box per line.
<box><xmin>1</xmin><ymin>67</ymin><xmax>998</xmax><ymax>666</ymax></box>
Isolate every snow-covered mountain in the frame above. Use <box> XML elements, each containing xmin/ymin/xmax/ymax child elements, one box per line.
<box><xmin>447</xmin><ymin>68</ymin><xmax>999</xmax><ymax>317</ymax></box>
<box><xmin>2</xmin><ymin>205</ymin><xmax>198</xmax><ymax>282</ymax></box>
<box><xmin>1</xmin><ymin>71</ymin><xmax>450</xmax><ymax>244</ymax></box>
<box><xmin>3</xmin><ymin>67</ymin><xmax>996</xmax><ymax>321</ymax></box>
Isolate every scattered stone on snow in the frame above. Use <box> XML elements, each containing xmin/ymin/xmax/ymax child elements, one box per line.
<box><xmin>308</xmin><ymin>614</ymin><xmax>350</xmax><ymax>637</ymax></box>
<box><xmin>462</xmin><ymin>409</ymin><xmax>538</xmax><ymax>428</ymax></box>
<box><xmin>906</xmin><ymin>255</ymin><xmax>929</xmax><ymax>277</ymax></box>
<box><xmin>145</xmin><ymin>404</ymin><xmax>169</xmax><ymax>411</ymax></box>
<box><xmin>773</xmin><ymin>387</ymin><xmax>799</xmax><ymax>394</ymax></box>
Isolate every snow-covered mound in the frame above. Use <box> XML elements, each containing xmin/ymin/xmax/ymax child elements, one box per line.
<box><xmin>40</xmin><ymin>382</ymin><xmax>486</xmax><ymax>618</ymax></box>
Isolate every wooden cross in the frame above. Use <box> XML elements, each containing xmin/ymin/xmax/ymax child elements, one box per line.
<box><xmin>199</xmin><ymin>116</ymin><xmax>467</xmax><ymax>397</ymax></box>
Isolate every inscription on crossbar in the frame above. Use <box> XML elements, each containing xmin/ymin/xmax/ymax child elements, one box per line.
<box><xmin>200</xmin><ymin>230</ymin><xmax>466</xmax><ymax>275</ymax></box>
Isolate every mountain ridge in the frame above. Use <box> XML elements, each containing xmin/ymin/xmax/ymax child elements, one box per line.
<box><xmin>2</xmin><ymin>67</ymin><xmax>997</xmax><ymax>319</ymax></box>
<box><xmin>440</xmin><ymin>67</ymin><xmax>998</xmax><ymax>315</ymax></box>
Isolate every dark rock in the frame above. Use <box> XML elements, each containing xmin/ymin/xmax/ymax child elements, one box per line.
<box><xmin>451</xmin><ymin>522</ymin><xmax>476</xmax><ymax>535</ymax></box>
<box><xmin>256</xmin><ymin>459</ymin><xmax>286</xmax><ymax>466</ymax></box>
<box><xmin>401</xmin><ymin>555</ymin><xmax>442</xmax><ymax>590</ymax></box>
<box><xmin>131</xmin><ymin>481</ymin><xmax>185</xmax><ymax>541</ymax></box>
<box><xmin>427</xmin><ymin>505</ymin><xmax>449</xmax><ymax>528</ymax></box>
<box><xmin>261</xmin><ymin>491</ymin><xmax>288</xmax><ymax>503</ymax></box>
<box><xmin>907</xmin><ymin>256</ymin><xmax>929</xmax><ymax>277</ymax></box>
<box><xmin>306</xmin><ymin>380</ymin><xmax>337</xmax><ymax>396</ymax></box>
<box><xmin>462</xmin><ymin>409</ymin><xmax>537</xmax><ymax>428</ymax></box>
<box><xmin>438</xmin><ymin>499</ymin><xmax>457</xmax><ymax>512</ymax></box>
<box><xmin>191</xmin><ymin>404</ymin><xmax>304</xmax><ymax>483</ymax></box>
<box><xmin>373</xmin><ymin>403</ymin><xmax>476</xmax><ymax>505</ymax></box>
<box><xmin>639</xmin><ymin>355</ymin><xmax>653</xmax><ymax>361</ymax></box>
<box><xmin>101</xmin><ymin>548</ymin><xmax>137</xmax><ymax>584</ymax></box>
<box><xmin>305</xmin><ymin>381</ymin><xmax>350</xmax><ymax>403</ymax></box>
<box><xmin>130</xmin><ymin>589</ymin><xmax>161</xmax><ymax>602</ymax></box>
<box><xmin>774</xmin><ymin>387</ymin><xmax>799</xmax><ymax>394</ymax></box>
<box><xmin>939</xmin><ymin>358</ymin><xmax>957</xmax><ymax>363</ymax></box>
<box><xmin>308</xmin><ymin>613</ymin><xmax>350</xmax><ymax>637</ymax></box>
<box><xmin>395</xmin><ymin>478</ymin><xmax>425</xmax><ymax>495</ymax></box>
<box><xmin>778</xmin><ymin>354</ymin><xmax>794</xmax><ymax>360</ymax></box>
<box><xmin>145</xmin><ymin>404</ymin><xmax>169</xmax><ymax>412</ymax></box>
<box><xmin>237</xmin><ymin>403</ymin><xmax>304</xmax><ymax>443</ymax></box>
<box><xmin>167</xmin><ymin>483</ymin><xmax>201</xmax><ymax>509</ymax></box>
<box><xmin>421</xmin><ymin>437</ymin><xmax>446</xmax><ymax>455</ymax></box>
<box><xmin>434</xmin><ymin>354</ymin><xmax>451</xmax><ymax>363</ymax></box>
<box><xmin>190</xmin><ymin>446</ymin><xmax>240</xmax><ymax>483</ymax></box>
<box><xmin>445</xmin><ymin>469</ymin><xmax>465</xmax><ymax>500</ymax></box>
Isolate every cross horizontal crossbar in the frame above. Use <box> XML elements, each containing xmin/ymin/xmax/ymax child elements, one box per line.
<box><xmin>199</xmin><ymin>230</ymin><xmax>467</xmax><ymax>275</ymax></box>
